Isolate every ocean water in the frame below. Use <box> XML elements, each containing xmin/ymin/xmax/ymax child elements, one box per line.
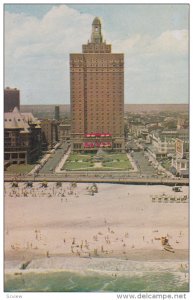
<box><xmin>4</xmin><ymin>260</ymin><xmax>189</xmax><ymax>292</ymax></box>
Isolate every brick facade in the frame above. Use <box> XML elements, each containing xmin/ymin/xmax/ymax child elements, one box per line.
<box><xmin>70</xmin><ymin>17</ymin><xmax>124</xmax><ymax>152</ymax></box>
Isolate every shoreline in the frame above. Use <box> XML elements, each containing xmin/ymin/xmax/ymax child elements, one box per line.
<box><xmin>5</xmin><ymin>254</ymin><xmax>189</xmax><ymax>293</ymax></box>
<box><xmin>4</xmin><ymin>249</ymin><xmax>189</xmax><ymax>270</ymax></box>
<box><xmin>5</xmin><ymin>251</ymin><xmax>189</xmax><ymax>276</ymax></box>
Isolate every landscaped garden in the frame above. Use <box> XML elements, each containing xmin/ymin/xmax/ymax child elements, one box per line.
<box><xmin>62</xmin><ymin>152</ymin><xmax>133</xmax><ymax>171</ymax></box>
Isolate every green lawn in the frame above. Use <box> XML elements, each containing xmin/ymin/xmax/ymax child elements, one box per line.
<box><xmin>108</xmin><ymin>154</ymin><xmax>129</xmax><ymax>161</ymax></box>
<box><xmin>63</xmin><ymin>152</ymin><xmax>133</xmax><ymax>171</ymax></box>
<box><xmin>103</xmin><ymin>160</ymin><xmax>132</xmax><ymax>169</ymax></box>
<box><xmin>5</xmin><ymin>164</ymin><xmax>35</xmax><ymax>174</ymax></box>
<box><xmin>64</xmin><ymin>161</ymin><xmax>93</xmax><ymax>170</ymax></box>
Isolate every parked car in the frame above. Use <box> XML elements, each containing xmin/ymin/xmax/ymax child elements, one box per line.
<box><xmin>172</xmin><ymin>186</ymin><xmax>182</xmax><ymax>192</ymax></box>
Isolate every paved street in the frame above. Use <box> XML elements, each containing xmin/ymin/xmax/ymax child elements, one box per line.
<box><xmin>55</xmin><ymin>147</ymin><xmax>71</xmax><ymax>173</ymax></box>
<box><xmin>131</xmin><ymin>150</ymin><xmax>158</xmax><ymax>177</ymax></box>
<box><xmin>39</xmin><ymin>142</ymin><xmax>69</xmax><ymax>174</ymax></box>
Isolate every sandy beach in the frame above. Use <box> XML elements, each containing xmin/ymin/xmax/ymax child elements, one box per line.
<box><xmin>4</xmin><ymin>182</ymin><xmax>189</xmax><ymax>266</ymax></box>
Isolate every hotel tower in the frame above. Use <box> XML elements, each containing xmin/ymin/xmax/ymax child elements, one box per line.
<box><xmin>70</xmin><ymin>17</ymin><xmax>124</xmax><ymax>152</ymax></box>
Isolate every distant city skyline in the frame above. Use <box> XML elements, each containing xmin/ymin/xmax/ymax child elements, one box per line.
<box><xmin>4</xmin><ymin>4</ymin><xmax>189</xmax><ymax>105</ymax></box>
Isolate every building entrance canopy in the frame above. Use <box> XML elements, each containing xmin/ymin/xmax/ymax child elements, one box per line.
<box><xmin>84</xmin><ymin>133</ymin><xmax>112</xmax><ymax>138</ymax></box>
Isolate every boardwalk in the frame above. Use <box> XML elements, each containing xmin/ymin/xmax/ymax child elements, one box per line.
<box><xmin>4</xmin><ymin>173</ymin><xmax>189</xmax><ymax>186</ymax></box>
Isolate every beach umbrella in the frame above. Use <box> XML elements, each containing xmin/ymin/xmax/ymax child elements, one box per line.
<box><xmin>26</xmin><ymin>181</ymin><xmax>33</xmax><ymax>187</ymax></box>
<box><xmin>41</xmin><ymin>181</ymin><xmax>48</xmax><ymax>188</ymax></box>
<box><xmin>91</xmin><ymin>183</ymin><xmax>98</xmax><ymax>193</ymax></box>
<box><xmin>71</xmin><ymin>182</ymin><xmax>77</xmax><ymax>188</ymax></box>
<box><xmin>56</xmin><ymin>181</ymin><xmax>62</xmax><ymax>187</ymax></box>
<box><xmin>12</xmin><ymin>181</ymin><xmax>18</xmax><ymax>188</ymax></box>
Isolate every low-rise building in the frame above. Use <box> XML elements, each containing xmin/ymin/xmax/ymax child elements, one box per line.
<box><xmin>59</xmin><ymin>123</ymin><xmax>71</xmax><ymax>142</ymax></box>
<box><xmin>150</xmin><ymin>131</ymin><xmax>176</xmax><ymax>158</ymax></box>
<box><xmin>171</xmin><ymin>157</ymin><xmax>189</xmax><ymax>177</ymax></box>
<box><xmin>4</xmin><ymin>107</ymin><xmax>41</xmax><ymax>165</ymax></box>
<box><xmin>171</xmin><ymin>137</ymin><xmax>189</xmax><ymax>177</ymax></box>
<box><xmin>129</xmin><ymin>123</ymin><xmax>147</xmax><ymax>138</ymax></box>
<box><xmin>41</xmin><ymin>119</ymin><xmax>59</xmax><ymax>150</ymax></box>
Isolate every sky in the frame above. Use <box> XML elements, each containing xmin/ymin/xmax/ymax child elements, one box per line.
<box><xmin>4</xmin><ymin>3</ymin><xmax>189</xmax><ymax>105</ymax></box>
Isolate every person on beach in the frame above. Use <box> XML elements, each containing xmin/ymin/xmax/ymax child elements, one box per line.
<box><xmin>35</xmin><ymin>229</ymin><xmax>38</xmax><ymax>240</ymax></box>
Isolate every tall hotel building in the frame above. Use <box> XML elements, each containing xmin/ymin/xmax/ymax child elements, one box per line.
<box><xmin>70</xmin><ymin>17</ymin><xmax>124</xmax><ymax>152</ymax></box>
